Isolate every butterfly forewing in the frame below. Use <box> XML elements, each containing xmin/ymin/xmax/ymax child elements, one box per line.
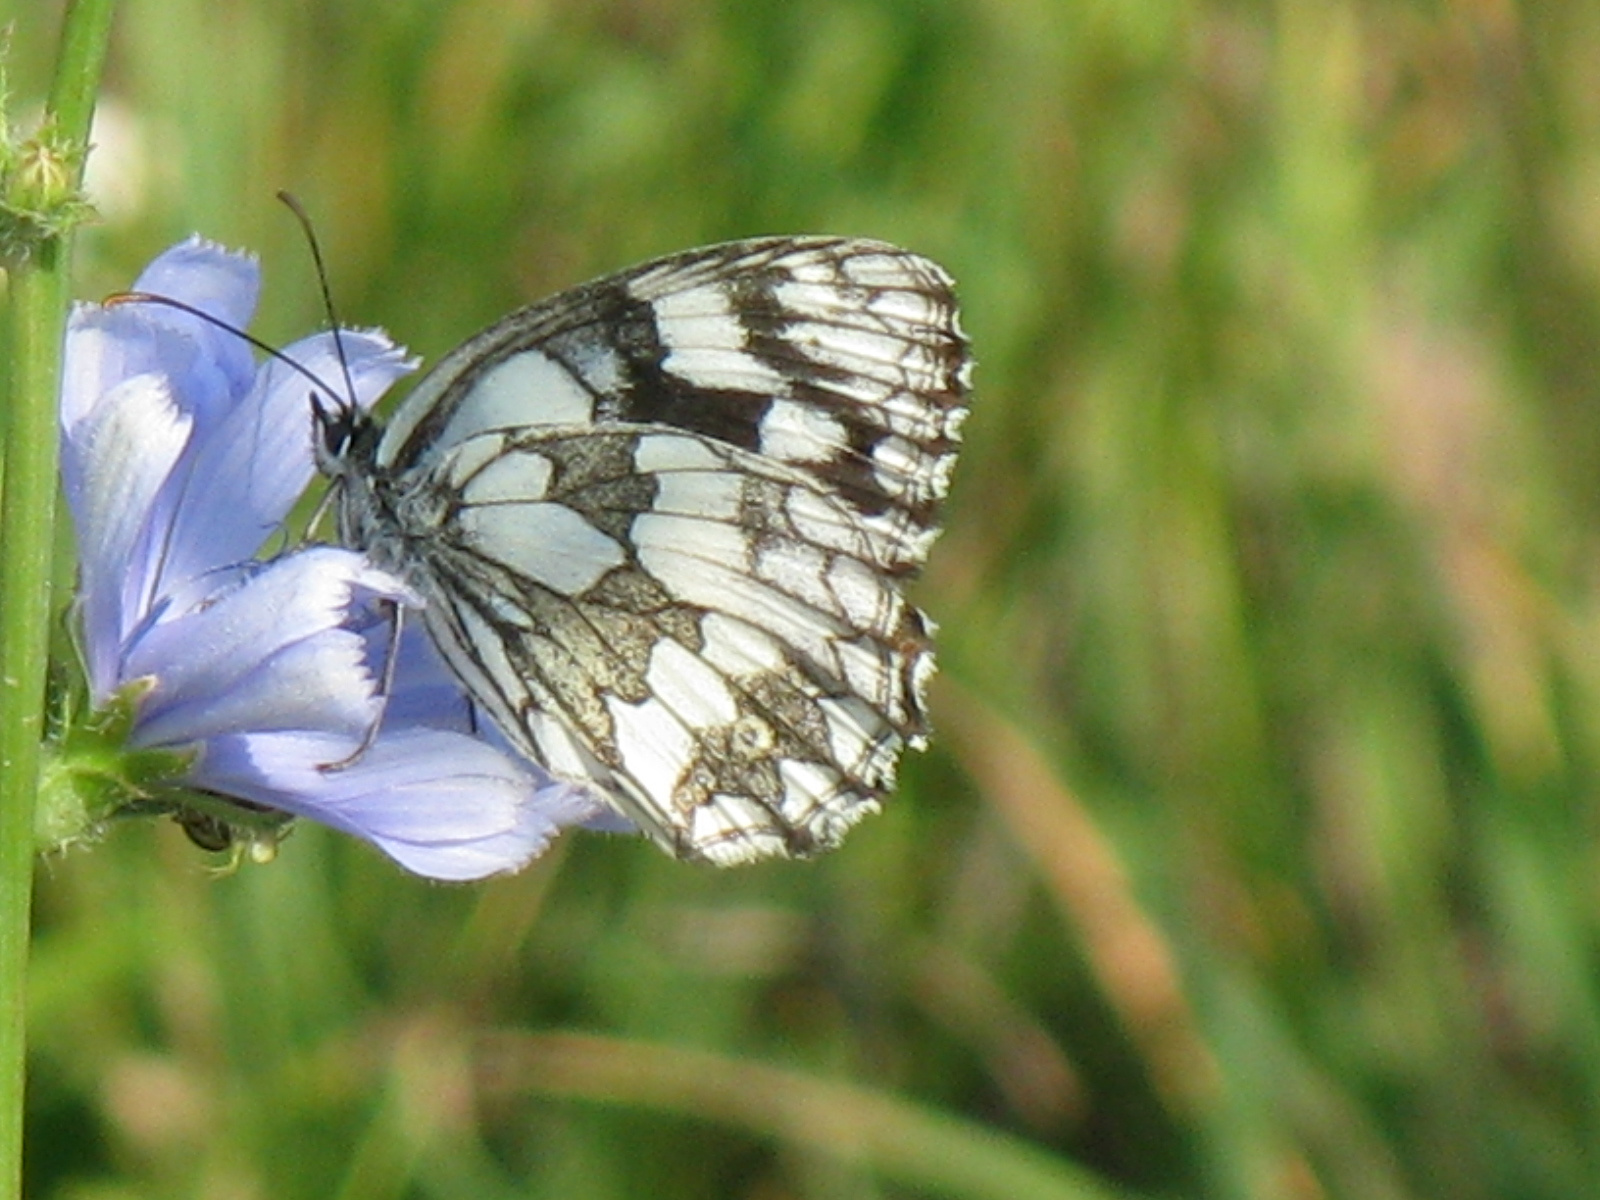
<box><xmin>331</xmin><ymin>237</ymin><xmax>969</xmax><ymax>864</ymax></box>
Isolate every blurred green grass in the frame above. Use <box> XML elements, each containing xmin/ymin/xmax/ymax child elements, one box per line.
<box><xmin>12</xmin><ymin>0</ymin><xmax>1600</xmax><ymax>1196</ymax></box>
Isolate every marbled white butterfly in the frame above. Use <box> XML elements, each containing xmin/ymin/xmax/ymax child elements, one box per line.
<box><xmin>314</xmin><ymin>237</ymin><xmax>970</xmax><ymax>866</ymax></box>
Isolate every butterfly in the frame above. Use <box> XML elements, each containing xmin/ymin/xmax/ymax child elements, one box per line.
<box><xmin>314</xmin><ymin>237</ymin><xmax>970</xmax><ymax>865</ymax></box>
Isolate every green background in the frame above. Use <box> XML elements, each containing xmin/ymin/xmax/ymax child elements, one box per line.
<box><xmin>13</xmin><ymin>0</ymin><xmax>1600</xmax><ymax>1196</ymax></box>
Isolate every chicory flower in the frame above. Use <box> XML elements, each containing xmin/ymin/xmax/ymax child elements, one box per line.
<box><xmin>56</xmin><ymin>237</ymin><xmax>602</xmax><ymax>880</ymax></box>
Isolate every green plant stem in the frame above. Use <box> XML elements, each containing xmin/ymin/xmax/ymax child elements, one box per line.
<box><xmin>47</xmin><ymin>1</ymin><xmax>117</xmax><ymax>136</ymax></box>
<box><xmin>0</xmin><ymin>3</ymin><xmax>115</xmax><ymax>1198</ymax></box>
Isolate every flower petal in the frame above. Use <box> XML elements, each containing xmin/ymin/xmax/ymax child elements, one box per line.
<box><xmin>378</xmin><ymin>623</ymin><xmax>482</xmax><ymax>733</ymax></box>
<box><xmin>62</xmin><ymin>304</ymin><xmax>208</xmax><ymax>437</ymax></box>
<box><xmin>126</xmin><ymin>548</ymin><xmax>410</xmax><ymax>747</ymax></box>
<box><xmin>59</xmin><ymin>371</ymin><xmax>192</xmax><ymax>699</ymax></box>
<box><xmin>131</xmin><ymin>236</ymin><xmax>261</xmax><ymax>401</ymax></box>
<box><xmin>63</xmin><ymin>302</ymin><xmax>244</xmax><ymax>604</ymax></box>
<box><xmin>194</xmin><ymin>728</ymin><xmax>601</xmax><ymax>880</ymax></box>
<box><xmin>273</xmin><ymin>328</ymin><xmax>418</xmax><ymax>420</ymax></box>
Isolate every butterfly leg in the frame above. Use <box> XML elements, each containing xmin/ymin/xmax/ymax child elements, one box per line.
<box><xmin>318</xmin><ymin>597</ymin><xmax>403</xmax><ymax>771</ymax></box>
<box><xmin>304</xmin><ymin>462</ymin><xmax>343</xmax><ymax>541</ymax></box>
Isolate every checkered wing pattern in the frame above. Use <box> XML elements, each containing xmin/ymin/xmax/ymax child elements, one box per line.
<box><xmin>328</xmin><ymin>237</ymin><xmax>970</xmax><ymax>864</ymax></box>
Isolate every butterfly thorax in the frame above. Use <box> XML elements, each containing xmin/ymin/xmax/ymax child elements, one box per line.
<box><xmin>313</xmin><ymin>403</ymin><xmax>424</xmax><ymax>580</ymax></box>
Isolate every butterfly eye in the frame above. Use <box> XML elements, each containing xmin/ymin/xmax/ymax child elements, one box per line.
<box><xmin>311</xmin><ymin>392</ymin><xmax>356</xmax><ymax>462</ymax></box>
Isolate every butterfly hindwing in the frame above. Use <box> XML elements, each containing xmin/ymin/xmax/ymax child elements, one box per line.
<box><xmin>332</xmin><ymin>237</ymin><xmax>969</xmax><ymax>864</ymax></box>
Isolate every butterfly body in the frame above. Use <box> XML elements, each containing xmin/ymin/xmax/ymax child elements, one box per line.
<box><xmin>317</xmin><ymin>237</ymin><xmax>970</xmax><ymax>865</ymax></box>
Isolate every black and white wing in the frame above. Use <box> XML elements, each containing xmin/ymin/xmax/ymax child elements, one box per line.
<box><xmin>336</xmin><ymin>237</ymin><xmax>970</xmax><ymax>865</ymax></box>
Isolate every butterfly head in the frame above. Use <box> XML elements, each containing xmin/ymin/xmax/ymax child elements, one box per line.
<box><xmin>311</xmin><ymin>390</ymin><xmax>378</xmax><ymax>478</ymax></box>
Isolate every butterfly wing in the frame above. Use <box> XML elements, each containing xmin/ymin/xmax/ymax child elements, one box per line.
<box><xmin>348</xmin><ymin>238</ymin><xmax>969</xmax><ymax>864</ymax></box>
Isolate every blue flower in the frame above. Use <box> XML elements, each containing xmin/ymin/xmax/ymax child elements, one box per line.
<box><xmin>59</xmin><ymin>237</ymin><xmax>602</xmax><ymax>880</ymax></box>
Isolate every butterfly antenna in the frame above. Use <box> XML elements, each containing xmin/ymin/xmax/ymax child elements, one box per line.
<box><xmin>277</xmin><ymin>190</ymin><xmax>360</xmax><ymax>414</ymax></box>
